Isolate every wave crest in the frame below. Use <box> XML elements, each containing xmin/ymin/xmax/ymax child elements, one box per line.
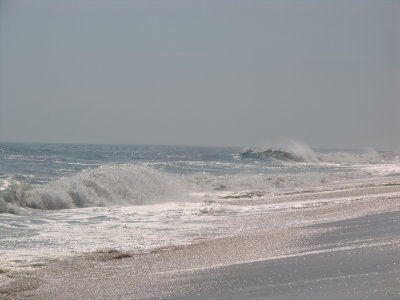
<box><xmin>239</xmin><ymin>141</ymin><xmax>384</xmax><ymax>164</ymax></box>
<box><xmin>0</xmin><ymin>165</ymin><xmax>185</xmax><ymax>213</ymax></box>
<box><xmin>239</xmin><ymin>141</ymin><xmax>319</xmax><ymax>163</ymax></box>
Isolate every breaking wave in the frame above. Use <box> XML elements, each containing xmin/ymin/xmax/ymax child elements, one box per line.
<box><xmin>240</xmin><ymin>149</ymin><xmax>307</xmax><ymax>162</ymax></box>
<box><xmin>239</xmin><ymin>141</ymin><xmax>385</xmax><ymax>165</ymax></box>
<box><xmin>0</xmin><ymin>164</ymin><xmax>185</xmax><ymax>213</ymax></box>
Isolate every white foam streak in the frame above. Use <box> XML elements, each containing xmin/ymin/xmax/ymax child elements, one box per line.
<box><xmin>318</xmin><ymin>149</ymin><xmax>382</xmax><ymax>164</ymax></box>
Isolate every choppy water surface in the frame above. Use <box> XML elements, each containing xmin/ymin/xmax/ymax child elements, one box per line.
<box><xmin>1</xmin><ymin>142</ymin><xmax>400</xmax><ymax>268</ymax></box>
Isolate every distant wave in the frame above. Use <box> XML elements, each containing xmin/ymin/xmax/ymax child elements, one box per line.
<box><xmin>239</xmin><ymin>140</ymin><xmax>320</xmax><ymax>163</ymax></box>
<box><xmin>240</xmin><ymin>149</ymin><xmax>304</xmax><ymax>162</ymax></box>
<box><xmin>0</xmin><ymin>165</ymin><xmax>185</xmax><ymax>214</ymax></box>
<box><xmin>239</xmin><ymin>141</ymin><xmax>386</xmax><ymax>165</ymax></box>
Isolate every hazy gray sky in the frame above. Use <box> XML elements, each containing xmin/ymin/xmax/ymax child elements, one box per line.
<box><xmin>0</xmin><ymin>0</ymin><xmax>399</xmax><ymax>148</ymax></box>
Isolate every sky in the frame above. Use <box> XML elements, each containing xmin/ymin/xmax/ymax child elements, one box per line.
<box><xmin>0</xmin><ymin>0</ymin><xmax>399</xmax><ymax>149</ymax></box>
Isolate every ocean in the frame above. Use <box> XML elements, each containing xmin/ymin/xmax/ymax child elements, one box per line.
<box><xmin>1</xmin><ymin>141</ymin><xmax>400</xmax><ymax>270</ymax></box>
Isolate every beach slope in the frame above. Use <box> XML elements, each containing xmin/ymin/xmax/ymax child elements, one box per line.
<box><xmin>1</xmin><ymin>198</ymin><xmax>399</xmax><ymax>300</ymax></box>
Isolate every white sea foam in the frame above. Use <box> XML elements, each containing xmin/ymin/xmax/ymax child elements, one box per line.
<box><xmin>1</xmin><ymin>162</ymin><xmax>395</xmax><ymax>214</ymax></box>
<box><xmin>241</xmin><ymin>140</ymin><xmax>387</xmax><ymax>165</ymax></box>
<box><xmin>276</xmin><ymin>139</ymin><xmax>320</xmax><ymax>162</ymax></box>
<box><xmin>318</xmin><ymin>148</ymin><xmax>382</xmax><ymax>164</ymax></box>
<box><xmin>0</xmin><ymin>165</ymin><xmax>186</xmax><ymax>213</ymax></box>
<box><xmin>184</xmin><ymin>171</ymin><xmax>365</xmax><ymax>195</ymax></box>
<box><xmin>1</xmin><ymin>143</ymin><xmax>400</xmax><ymax>271</ymax></box>
<box><xmin>24</xmin><ymin>164</ymin><xmax>186</xmax><ymax>209</ymax></box>
<box><xmin>2</xmin><ymin>175</ymin><xmax>400</xmax><ymax>269</ymax></box>
<box><xmin>0</xmin><ymin>179</ymin><xmax>11</xmax><ymax>191</ymax></box>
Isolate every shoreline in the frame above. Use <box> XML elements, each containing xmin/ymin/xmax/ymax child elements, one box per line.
<box><xmin>1</xmin><ymin>189</ymin><xmax>399</xmax><ymax>299</ymax></box>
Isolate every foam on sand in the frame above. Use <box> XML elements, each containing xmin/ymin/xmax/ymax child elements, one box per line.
<box><xmin>1</xmin><ymin>182</ymin><xmax>400</xmax><ymax>299</ymax></box>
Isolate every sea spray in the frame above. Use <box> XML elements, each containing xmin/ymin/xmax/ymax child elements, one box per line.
<box><xmin>240</xmin><ymin>140</ymin><xmax>383</xmax><ymax>164</ymax></box>
<box><xmin>1</xmin><ymin>142</ymin><xmax>400</xmax><ymax>271</ymax></box>
<box><xmin>1</xmin><ymin>164</ymin><xmax>186</xmax><ymax>212</ymax></box>
<box><xmin>0</xmin><ymin>178</ymin><xmax>33</xmax><ymax>214</ymax></box>
<box><xmin>319</xmin><ymin>148</ymin><xmax>382</xmax><ymax>164</ymax></box>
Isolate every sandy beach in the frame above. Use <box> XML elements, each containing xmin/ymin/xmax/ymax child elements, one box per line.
<box><xmin>2</xmin><ymin>0</ymin><xmax>399</xmax><ymax>297</ymax></box>
<box><xmin>1</xmin><ymin>182</ymin><xmax>399</xmax><ymax>300</ymax></box>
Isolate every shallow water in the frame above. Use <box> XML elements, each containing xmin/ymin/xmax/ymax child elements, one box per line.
<box><xmin>1</xmin><ymin>142</ymin><xmax>399</xmax><ymax>269</ymax></box>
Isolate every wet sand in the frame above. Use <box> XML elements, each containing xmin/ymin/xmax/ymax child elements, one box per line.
<box><xmin>162</xmin><ymin>211</ymin><xmax>400</xmax><ymax>300</ymax></box>
<box><xmin>1</xmin><ymin>188</ymin><xmax>399</xmax><ymax>299</ymax></box>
